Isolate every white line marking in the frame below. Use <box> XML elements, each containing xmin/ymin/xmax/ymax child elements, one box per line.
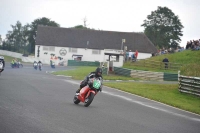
<box><xmin>64</xmin><ymin>80</ymin><xmax>79</xmax><ymax>85</ymax></box>
<box><xmin>57</xmin><ymin>75</ymin><xmax>72</xmax><ymax>78</ymax></box>
<box><xmin>102</xmin><ymin>91</ymin><xmax>200</xmax><ymax>122</ymax></box>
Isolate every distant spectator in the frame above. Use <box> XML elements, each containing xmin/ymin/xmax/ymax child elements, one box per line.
<box><xmin>128</xmin><ymin>50</ymin><xmax>133</xmax><ymax>61</ymax></box>
<box><xmin>186</xmin><ymin>41</ymin><xmax>190</xmax><ymax>49</ymax></box>
<box><xmin>168</xmin><ymin>48</ymin><xmax>172</xmax><ymax>53</ymax></box>
<box><xmin>125</xmin><ymin>51</ymin><xmax>129</xmax><ymax>61</ymax></box>
<box><xmin>191</xmin><ymin>42</ymin><xmax>196</xmax><ymax>50</ymax></box>
<box><xmin>161</xmin><ymin>49</ymin><xmax>166</xmax><ymax>54</ymax></box>
<box><xmin>135</xmin><ymin>50</ymin><xmax>138</xmax><ymax>59</ymax></box>
<box><xmin>162</xmin><ymin>58</ymin><xmax>169</xmax><ymax>69</ymax></box>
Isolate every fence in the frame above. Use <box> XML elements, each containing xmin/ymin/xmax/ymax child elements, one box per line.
<box><xmin>114</xmin><ymin>67</ymin><xmax>131</xmax><ymax>77</ymax></box>
<box><xmin>112</xmin><ymin>67</ymin><xmax>178</xmax><ymax>81</ymax></box>
<box><xmin>67</xmin><ymin>60</ymin><xmax>100</xmax><ymax>66</ymax></box>
<box><xmin>179</xmin><ymin>75</ymin><xmax>200</xmax><ymax>96</ymax></box>
<box><xmin>129</xmin><ymin>59</ymin><xmax>182</xmax><ymax>71</ymax></box>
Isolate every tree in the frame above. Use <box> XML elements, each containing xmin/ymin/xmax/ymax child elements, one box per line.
<box><xmin>4</xmin><ymin>21</ymin><xmax>24</xmax><ymax>52</ymax></box>
<box><xmin>141</xmin><ymin>6</ymin><xmax>184</xmax><ymax>49</ymax></box>
<box><xmin>2</xmin><ymin>21</ymin><xmax>31</xmax><ymax>53</ymax></box>
<box><xmin>29</xmin><ymin>17</ymin><xmax>60</xmax><ymax>53</ymax></box>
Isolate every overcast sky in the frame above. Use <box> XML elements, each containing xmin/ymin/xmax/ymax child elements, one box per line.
<box><xmin>0</xmin><ymin>0</ymin><xmax>199</xmax><ymax>47</ymax></box>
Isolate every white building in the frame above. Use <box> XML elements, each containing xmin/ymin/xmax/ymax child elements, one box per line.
<box><xmin>35</xmin><ymin>26</ymin><xmax>157</xmax><ymax>67</ymax></box>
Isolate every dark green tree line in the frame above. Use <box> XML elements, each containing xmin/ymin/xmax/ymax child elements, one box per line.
<box><xmin>2</xmin><ymin>17</ymin><xmax>60</xmax><ymax>54</ymax></box>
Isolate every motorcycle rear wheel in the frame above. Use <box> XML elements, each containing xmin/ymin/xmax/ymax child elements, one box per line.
<box><xmin>73</xmin><ymin>95</ymin><xmax>80</xmax><ymax>104</ymax></box>
<box><xmin>84</xmin><ymin>93</ymin><xmax>95</xmax><ymax>107</ymax></box>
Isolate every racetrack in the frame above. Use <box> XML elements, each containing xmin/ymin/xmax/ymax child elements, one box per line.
<box><xmin>0</xmin><ymin>63</ymin><xmax>200</xmax><ymax>133</ymax></box>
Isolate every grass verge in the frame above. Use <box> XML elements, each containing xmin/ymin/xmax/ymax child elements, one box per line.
<box><xmin>53</xmin><ymin>66</ymin><xmax>137</xmax><ymax>80</ymax></box>
<box><xmin>0</xmin><ymin>55</ymin><xmax>22</xmax><ymax>62</ymax></box>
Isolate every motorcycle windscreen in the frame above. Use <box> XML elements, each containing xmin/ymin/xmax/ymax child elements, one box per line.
<box><xmin>93</xmin><ymin>80</ymin><xmax>101</xmax><ymax>90</ymax></box>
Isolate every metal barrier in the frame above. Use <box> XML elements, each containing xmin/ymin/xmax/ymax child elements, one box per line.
<box><xmin>129</xmin><ymin>59</ymin><xmax>182</xmax><ymax>71</ymax></box>
<box><xmin>112</xmin><ymin>67</ymin><xmax>178</xmax><ymax>81</ymax></box>
<box><xmin>114</xmin><ymin>67</ymin><xmax>131</xmax><ymax>77</ymax></box>
<box><xmin>179</xmin><ymin>75</ymin><xmax>200</xmax><ymax>96</ymax></box>
<box><xmin>67</xmin><ymin>60</ymin><xmax>100</xmax><ymax>66</ymax></box>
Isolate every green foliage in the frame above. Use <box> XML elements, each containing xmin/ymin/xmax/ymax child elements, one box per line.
<box><xmin>2</xmin><ymin>17</ymin><xmax>60</xmax><ymax>54</ymax></box>
<box><xmin>72</xmin><ymin>25</ymin><xmax>95</xmax><ymax>30</ymax></box>
<box><xmin>29</xmin><ymin>17</ymin><xmax>60</xmax><ymax>53</ymax></box>
<box><xmin>73</xmin><ymin>25</ymin><xmax>88</xmax><ymax>29</ymax></box>
<box><xmin>141</xmin><ymin>6</ymin><xmax>184</xmax><ymax>49</ymax></box>
<box><xmin>3</xmin><ymin>21</ymin><xmax>30</xmax><ymax>53</ymax></box>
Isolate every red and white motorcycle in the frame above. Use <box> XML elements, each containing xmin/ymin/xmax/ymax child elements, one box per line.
<box><xmin>73</xmin><ymin>78</ymin><xmax>102</xmax><ymax>107</ymax></box>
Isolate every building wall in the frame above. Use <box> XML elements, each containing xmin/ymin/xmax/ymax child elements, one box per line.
<box><xmin>137</xmin><ymin>53</ymin><xmax>152</xmax><ymax>59</ymax></box>
<box><xmin>35</xmin><ymin>45</ymin><xmax>105</xmax><ymax>62</ymax></box>
<box><xmin>34</xmin><ymin>45</ymin><xmax>152</xmax><ymax>67</ymax></box>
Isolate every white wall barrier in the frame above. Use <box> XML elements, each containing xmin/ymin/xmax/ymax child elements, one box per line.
<box><xmin>0</xmin><ymin>50</ymin><xmax>22</xmax><ymax>59</ymax></box>
<box><xmin>0</xmin><ymin>50</ymin><xmax>51</xmax><ymax>65</ymax></box>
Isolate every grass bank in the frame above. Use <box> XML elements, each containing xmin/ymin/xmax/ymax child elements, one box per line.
<box><xmin>123</xmin><ymin>50</ymin><xmax>200</xmax><ymax>77</ymax></box>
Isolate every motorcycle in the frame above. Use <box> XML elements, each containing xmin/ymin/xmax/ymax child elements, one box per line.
<box><xmin>11</xmin><ymin>62</ymin><xmax>23</xmax><ymax>68</ymax></box>
<box><xmin>18</xmin><ymin>61</ymin><xmax>23</xmax><ymax>68</ymax></box>
<box><xmin>38</xmin><ymin>63</ymin><xmax>42</xmax><ymax>71</ymax></box>
<box><xmin>33</xmin><ymin>63</ymin><xmax>38</xmax><ymax>70</ymax></box>
<box><xmin>51</xmin><ymin>62</ymin><xmax>55</xmax><ymax>68</ymax></box>
<box><xmin>73</xmin><ymin>78</ymin><xmax>102</xmax><ymax>107</ymax></box>
<box><xmin>0</xmin><ymin>61</ymin><xmax>3</xmax><ymax>75</ymax></box>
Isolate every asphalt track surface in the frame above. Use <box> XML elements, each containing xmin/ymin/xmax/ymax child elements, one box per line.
<box><xmin>0</xmin><ymin>63</ymin><xmax>200</xmax><ymax>133</ymax></box>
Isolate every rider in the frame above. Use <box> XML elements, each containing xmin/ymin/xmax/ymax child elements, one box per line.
<box><xmin>33</xmin><ymin>61</ymin><xmax>38</xmax><ymax>67</ymax></box>
<box><xmin>38</xmin><ymin>61</ymin><xmax>42</xmax><ymax>65</ymax></box>
<box><xmin>76</xmin><ymin>67</ymin><xmax>103</xmax><ymax>94</ymax></box>
<box><xmin>38</xmin><ymin>61</ymin><xmax>42</xmax><ymax>68</ymax></box>
<box><xmin>11</xmin><ymin>59</ymin><xmax>16</xmax><ymax>67</ymax></box>
<box><xmin>0</xmin><ymin>56</ymin><xmax>5</xmax><ymax>72</ymax></box>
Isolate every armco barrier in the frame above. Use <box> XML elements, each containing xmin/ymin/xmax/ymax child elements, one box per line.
<box><xmin>102</xmin><ymin>67</ymin><xmax>108</xmax><ymax>75</ymax></box>
<box><xmin>113</xmin><ymin>67</ymin><xmax>178</xmax><ymax>81</ymax></box>
<box><xmin>164</xmin><ymin>73</ymin><xmax>178</xmax><ymax>81</ymax></box>
<box><xmin>131</xmin><ymin>70</ymin><xmax>164</xmax><ymax>81</ymax></box>
<box><xmin>113</xmin><ymin>67</ymin><xmax>131</xmax><ymax>77</ymax></box>
<box><xmin>67</xmin><ymin>60</ymin><xmax>100</xmax><ymax>66</ymax></box>
<box><xmin>179</xmin><ymin>75</ymin><xmax>200</xmax><ymax>96</ymax></box>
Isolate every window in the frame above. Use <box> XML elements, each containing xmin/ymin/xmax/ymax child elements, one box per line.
<box><xmin>43</xmin><ymin>46</ymin><xmax>55</xmax><ymax>52</ymax></box>
<box><xmin>43</xmin><ymin>46</ymin><xmax>48</xmax><ymax>51</ymax></box>
<box><xmin>69</xmin><ymin>48</ymin><xmax>77</xmax><ymax>53</ymax></box>
<box><xmin>92</xmin><ymin>50</ymin><xmax>101</xmax><ymax>54</ymax></box>
<box><xmin>49</xmin><ymin>46</ymin><xmax>55</xmax><ymax>52</ymax></box>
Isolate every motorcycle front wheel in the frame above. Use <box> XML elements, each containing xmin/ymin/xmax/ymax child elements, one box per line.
<box><xmin>84</xmin><ymin>93</ymin><xmax>95</xmax><ymax>107</ymax></box>
<box><xmin>73</xmin><ymin>95</ymin><xmax>80</xmax><ymax>104</ymax></box>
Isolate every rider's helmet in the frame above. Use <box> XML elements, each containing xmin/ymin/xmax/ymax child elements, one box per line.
<box><xmin>95</xmin><ymin>67</ymin><xmax>102</xmax><ymax>77</ymax></box>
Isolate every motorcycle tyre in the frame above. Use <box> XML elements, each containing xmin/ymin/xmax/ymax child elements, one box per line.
<box><xmin>73</xmin><ymin>95</ymin><xmax>80</xmax><ymax>104</ymax></box>
<box><xmin>84</xmin><ymin>93</ymin><xmax>95</xmax><ymax>107</ymax></box>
